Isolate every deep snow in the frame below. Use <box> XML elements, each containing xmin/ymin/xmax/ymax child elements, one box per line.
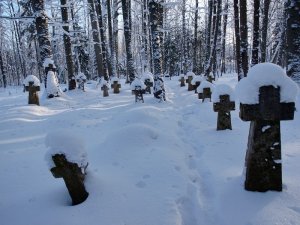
<box><xmin>0</xmin><ymin>73</ymin><xmax>300</xmax><ymax>225</ymax></box>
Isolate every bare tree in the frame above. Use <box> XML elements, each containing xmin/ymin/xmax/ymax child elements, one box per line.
<box><xmin>251</xmin><ymin>0</ymin><xmax>260</xmax><ymax>66</ymax></box>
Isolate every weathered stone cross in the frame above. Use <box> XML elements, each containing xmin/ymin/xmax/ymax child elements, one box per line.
<box><xmin>111</xmin><ymin>81</ymin><xmax>121</xmax><ymax>94</ymax></box>
<box><xmin>25</xmin><ymin>81</ymin><xmax>40</xmax><ymax>105</ymax></box>
<box><xmin>213</xmin><ymin>94</ymin><xmax>235</xmax><ymax>130</ymax></box>
<box><xmin>240</xmin><ymin>85</ymin><xmax>295</xmax><ymax>192</ymax></box>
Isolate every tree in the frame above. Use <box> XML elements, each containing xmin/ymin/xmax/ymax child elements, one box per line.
<box><xmin>149</xmin><ymin>0</ymin><xmax>165</xmax><ymax>101</ymax></box>
<box><xmin>233</xmin><ymin>0</ymin><xmax>242</xmax><ymax>80</ymax></box>
<box><xmin>121</xmin><ymin>0</ymin><xmax>135</xmax><ymax>82</ymax></box>
<box><xmin>286</xmin><ymin>0</ymin><xmax>300</xmax><ymax>83</ymax></box>
<box><xmin>60</xmin><ymin>0</ymin><xmax>76</xmax><ymax>90</ymax></box>
<box><xmin>261</xmin><ymin>0</ymin><xmax>270</xmax><ymax>63</ymax></box>
<box><xmin>240</xmin><ymin>0</ymin><xmax>248</xmax><ymax>77</ymax></box>
<box><xmin>251</xmin><ymin>0</ymin><xmax>260</xmax><ymax>66</ymax></box>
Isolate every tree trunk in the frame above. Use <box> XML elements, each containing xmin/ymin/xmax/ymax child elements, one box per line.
<box><xmin>286</xmin><ymin>0</ymin><xmax>300</xmax><ymax>83</ymax></box>
<box><xmin>113</xmin><ymin>0</ymin><xmax>119</xmax><ymax>77</ymax></box>
<box><xmin>87</xmin><ymin>0</ymin><xmax>104</xmax><ymax>78</ymax></box>
<box><xmin>251</xmin><ymin>0</ymin><xmax>260</xmax><ymax>66</ymax></box>
<box><xmin>107</xmin><ymin>0</ymin><xmax>117</xmax><ymax>77</ymax></box>
<box><xmin>204</xmin><ymin>0</ymin><xmax>213</xmax><ymax>76</ymax></box>
<box><xmin>149</xmin><ymin>0</ymin><xmax>165</xmax><ymax>101</ymax></box>
<box><xmin>121</xmin><ymin>0</ymin><xmax>135</xmax><ymax>82</ymax></box>
<box><xmin>240</xmin><ymin>0</ymin><xmax>248</xmax><ymax>77</ymax></box>
<box><xmin>0</xmin><ymin>48</ymin><xmax>7</xmax><ymax>88</ymax></box>
<box><xmin>221</xmin><ymin>0</ymin><xmax>228</xmax><ymax>74</ymax></box>
<box><xmin>193</xmin><ymin>0</ymin><xmax>199</xmax><ymax>74</ymax></box>
<box><xmin>95</xmin><ymin>0</ymin><xmax>109</xmax><ymax>81</ymax></box>
<box><xmin>142</xmin><ymin>0</ymin><xmax>149</xmax><ymax>71</ymax></box>
<box><xmin>60</xmin><ymin>0</ymin><xmax>76</xmax><ymax>90</ymax></box>
<box><xmin>261</xmin><ymin>0</ymin><xmax>270</xmax><ymax>63</ymax></box>
<box><xmin>233</xmin><ymin>0</ymin><xmax>242</xmax><ymax>80</ymax></box>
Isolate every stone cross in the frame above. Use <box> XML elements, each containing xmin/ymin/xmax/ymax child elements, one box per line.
<box><xmin>101</xmin><ymin>84</ymin><xmax>109</xmax><ymax>97</ymax></box>
<box><xmin>133</xmin><ymin>86</ymin><xmax>144</xmax><ymax>103</ymax></box>
<box><xmin>111</xmin><ymin>81</ymin><xmax>121</xmax><ymax>94</ymax></box>
<box><xmin>187</xmin><ymin>76</ymin><xmax>194</xmax><ymax>91</ymax></box>
<box><xmin>213</xmin><ymin>94</ymin><xmax>235</xmax><ymax>130</ymax></box>
<box><xmin>193</xmin><ymin>81</ymin><xmax>201</xmax><ymax>93</ymax></box>
<box><xmin>25</xmin><ymin>81</ymin><xmax>40</xmax><ymax>105</ymax></box>
<box><xmin>198</xmin><ymin>87</ymin><xmax>212</xmax><ymax>102</ymax></box>
<box><xmin>144</xmin><ymin>79</ymin><xmax>153</xmax><ymax>94</ymax></box>
<box><xmin>239</xmin><ymin>86</ymin><xmax>295</xmax><ymax>192</ymax></box>
<box><xmin>50</xmin><ymin>154</ymin><xmax>89</xmax><ymax>205</ymax></box>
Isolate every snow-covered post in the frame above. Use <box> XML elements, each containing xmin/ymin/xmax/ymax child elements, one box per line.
<box><xmin>212</xmin><ymin>84</ymin><xmax>235</xmax><ymax>130</ymax></box>
<box><xmin>110</xmin><ymin>77</ymin><xmax>121</xmax><ymax>94</ymax></box>
<box><xmin>24</xmin><ymin>75</ymin><xmax>41</xmax><ymax>105</ymax></box>
<box><xmin>76</xmin><ymin>73</ymin><xmax>87</xmax><ymax>91</ymax></box>
<box><xmin>131</xmin><ymin>78</ymin><xmax>145</xmax><ymax>103</ymax></box>
<box><xmin>236</xmin><ymin>63</ymin><xmax>298</xmax><ymax>192</ymax></box>
<box><xmin>101</xmin><ymin>80</ymin><xmax>109</xmax><ymax>97</ymax></box>
<box><xmin>149</xmin><ymin>0</ymin><xmax>166</xmax><ymax>101</ymax></box>
<box><xmin>45</xmin><ymin>132</ymin><xmax>89</xmax><ymax>205</ymax></box>
<box><xmin>197</xmin><ymin>81</ymin><xmax>214</xmax><ymax>102</ymax></box>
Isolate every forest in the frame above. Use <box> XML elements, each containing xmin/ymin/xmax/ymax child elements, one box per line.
<box><xmin>0</xmin><ymin>0</ymin><xmax>299</xmax><ymax>95</ymax></box>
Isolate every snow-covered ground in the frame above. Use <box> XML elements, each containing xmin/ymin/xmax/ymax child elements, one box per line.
<box><xmin>1</xmin><ymin>74</ymin><xmax>300</xmax><ymax>225</ymax></box>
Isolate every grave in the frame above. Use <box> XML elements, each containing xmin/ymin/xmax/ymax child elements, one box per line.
<box><xmin>186</xmin><ymin>72</ymin><xmax>195</xmax><ymax>91</ymax></box>
<box><xmin>76</xmin><ymin>73</ymin><xmax>87</xmax><ymax>91</ymax></box>
<box><xmin>197</xmin><ymin>81</ymin><xmax>214</xmax><ymax>102</ymax></box>
<box><xmin>144</xmin><ymin>79</ymin><xmax>153</xmax><ymax>94</ymax></box>
<box><xmin>50</xmin><ymin>154</ymin><xmax>89</xmax><ymax>205</ymax></box>
<box><xmin>24</xmin><ymin>75</ymin><xmax>40</xmax><ymax>106</ymax></box>
<box><xmin>133</xmin><ymin>86</ymin><xmax>144</xmax><ymax>103</ymax></box>
<box><xmin>179</xmin><ymin>74</ymin><xmax>186</xmax><ymax>87</ymax></box>
<box><xmin>213</xmin><ymin>95</ymin><xmax>235</xmax><ymax>130</ymax></box>
<box><xmin>101</xmin><ymin>84</ymin><xmax>109</xmax><ymax>97</ymax></box>
<box><xmin>236</xmin><ymin>63</ymin><xmax>298</xmax><ymax>192</ymax></box>
<box><xmin>111</xmin><ymin>80</ymin><xmax>121</xmax><ymax>94</ymax></box>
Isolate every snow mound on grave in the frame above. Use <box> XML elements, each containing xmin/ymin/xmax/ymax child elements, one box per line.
<box><xmin>141</xmin><ymin>71</ymin><xmax>154</xmax><ymax>82</ymax></box>
<box><xmin>110</xmin><ymin>76</ymin><xmax>119</xmax><ymax>83</ymax></box>
<box><xmin>45</xmin><ymin>130</ymin><xmax>88</xmax><ymax>169</ymax></box>
<box><xmin>23</xmin><ymin>75</ymin><xmax>40</xmax><ymax>86</ymax></box>
<box><xmin>131</xmin><ymin>78</ymin><xmax>146</xmax><ymax>90</ymax></box>
<box><xmin>43</xmin><ymin>58</ymin><xmax>56</xmax><ymax>68</ymax></box>
<box><xmin>212</xmin><ymin>84</ymin><xmax>235</xmax><ymax>102</ymax></box>
<box><xmin>178</xmin><ymin>74</ymin><xmax>186</xmax><ymax>79</ymax></box>
<box><xmin>76</xmin><ymin>72</ymin><xmax>87</xmax><ymax>81</ymax></box>
<box><xmin>197</xmin><ymin>81</ymin><xmax>214</xmax><ymax>93</ymax></box>
<box><xmin>236</xmin><ymin>63</ymin><xmax>299</xmax><ymax>104</ymax></box>
<box><xmin>46</xmin><ymin>71</ymin><xmax>61</xmax><ymax>97</ymax></box>
<box><xmin>191</xmin><ymin>75</ymin><xmax>205</xmax><ymax>85</ymax></box>
<box><xmin>186</xmin><ymin>71</ymin><xmax>195</xmax><ymax>78</ymax></box>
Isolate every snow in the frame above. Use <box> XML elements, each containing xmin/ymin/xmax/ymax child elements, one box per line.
<box><xmin>1</xmin><ymin>73</ymin><xmax>300</xmax><ymax>225</ymax></box>
<box><xmin>236</xmin><ymin>63</ymin><xmax>299</xmax><ymax>104</ymax></box>
<box><xmin>212</xmin><ymin>84</ymin><xmax>235</xmax><ymax>102</ymax></box>
<box><xmin>42</xmin><ymin>58</ymin><xmax>56</xmax><ymax>68</ymax></box>
<box><xmin>191</xmin><ymin>75</ymin><xmax>205</xmax><ymax>85</ymax></box>
<box><xmin>186</xmin><ymin>71</ymin><xmax>195</xmax><ymax>78</ymax></box>
<box><xmin>131</xmin><ymin>78</ymin><xmax>146</xmax><ymax>90</ymax></box>
<box><xmin>110</xmin><ymin>76</ymin><xmax>119</xmax><ymax>83</ymax></box>
<box><xmin>46</xmin><ymin>71</ymin><xmax>61</xmax><ymax>97</ymax></box>
<box><xmin>23</xmin><ymin>75</ymin><xmax>41</xmax><ymax>87</ymax></box>
<box><xmin>45</xmin><ymin>130</ymin><xmax>88</xmax><ymax>169</ymax></box>
<box><xmin>141</xmin><ymin>71</ymin><xmax>154</xmax><ymax>82</ymax></box>
<box><xmin>179</xmin><ymin>73</ymin><xmax>186</xmax><ymax>79</ymax></box>
<box><xmin>197</xmin><ymin>80</ymin><xmax>214</xmax><ymax>93</ymax></box>
<box><xmin>75</xmin><ymin>72</ymin><xmax>87</xmax><ymax>81</ymax></box>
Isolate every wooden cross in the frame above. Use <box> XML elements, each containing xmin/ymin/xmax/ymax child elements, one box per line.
<box><xmin>144</xmin><ymin>79</ymin><xmax>153</xmax><ymax>94</ymax></box>
<box><xmin>25</xmin><ymin>81</ymin><xmax>40</xmax><ymax>105</ymax></box>
<box><xmin>198</xmin><ymin>87</ymin><xmax>212</xmax><ymax>102</ymax></box>
<box><xmin>101</xmin><ymin>84</ymin><xmax>109</xmax><ymax>97</ymax></box>
<box><xmin>239</xmin><ymin>86</ymin><xmax>295</xmax><ymax>192</ymax></box>
<box><xmin>50</xmin><ymin>154</ymin><xmax>89</xmax><ymax>205</ymax></box>
<box><xmin>213</xmin><ymin>94</ymin><xmax>235</xmax><ymax>130</ymax></box>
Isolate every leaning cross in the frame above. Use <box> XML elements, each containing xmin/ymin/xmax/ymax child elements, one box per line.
<box><xmin>213</xmin><ymin>94</ymin><xmax>235</xmax><ymax>130</ymax></box>
<box><xmin>50</xmin><ymin>154</ymin><xmax>89</xmax><ymax>205</ymax></box>
<box><xmin>25</xmin><ymin>81</ymin><xmax>40</xmax><ymax>105</ymax></box>
<box><xmin>239</xmin><ymin>86</ymin><xmax>295</xmax><ymax>192</ymax></box>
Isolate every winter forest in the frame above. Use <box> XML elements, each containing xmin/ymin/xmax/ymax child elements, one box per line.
<box><xmin>1</xmin><ymin>0</ymin><xmax>300</xmax><ymax>225</ymax></box>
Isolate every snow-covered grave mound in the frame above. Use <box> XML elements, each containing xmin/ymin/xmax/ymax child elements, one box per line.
<box><xmin>110</xmin><ymin>76</ymin><xmax>120</xmax><ymax>83</ymax></box>
<box><xmin>131</xmin><ymin>78</ymin><xmax>146</xmax><ymax>90</ymax></box>
<box><xmin>45</xmin><ymin>130</ymin><xmax>88</xmax><ymax>169</ymax></box>
<box><xmin>76</xmin><ymin>73</ymin><xmax>87</xmax><ymax>81</ymax></box>
<box><xmin>212</xmin><ymin>84</ymin><xmax>235</xmax><ymax>103</ymax></box>
<box><xmin>178</xmin><ymin>73</ymin><xmax>186</xmax><ymax>79</ymax></box>
<box><xmin>186</xmin><ymin>71</ymin><xmax>195</xmax><ymax>78</ymax></box>
<box><xmin>191</xmin><ymin>75</ymin><xmax>205</xmax><ymax>85</ymax></box>
<box><xmin>23</xmin><ymin>75</ymin><xmax>40</xmax><ymax>87</ymax></box>
<box><xmin>236</xmin><ymin>63</ymin><xmax>299</xmax><ymax>104</ymax></box>
<box><xmin>141</xmin><ymin>71</ymin><xmax>154</xmax><ymax>82</ymax></box>
<box><xmin>197</xmin><ymin>80</ymin><xmax>214</xmax><ymax>93</ymax></box>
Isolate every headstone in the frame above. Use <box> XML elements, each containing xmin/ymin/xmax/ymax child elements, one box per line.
<box><xmin>240</xmin><ymin>86</ymin><xmax>295</xmax><ymax>191</ymax></box>
<box><xmin>213</xmin><ymin>94</ymin><xmax>235</xmax><ymax>130</ymax></box>
<box><xmin>76</xmin><ymin>73</ymin><xmax>87</xmax><ymax>91</ymax></box>
<box><xmin>111</xmin><ymin>80</ymin><xmax>121</xmax><ymax>94</ymax></box>
<box><xmin>50</xmin><ymin>154</ymin><xmax>89</xmax><ymax>205</ymax></box>
<box><xmin>101</xmin><ymin>84</ymin><xmax>109</xmax><ymax>97</ymax></box>
<box><xmin>187</xmin><ymin>76</ymin><xmax>194</xmax><ymax>91</ymax></box>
